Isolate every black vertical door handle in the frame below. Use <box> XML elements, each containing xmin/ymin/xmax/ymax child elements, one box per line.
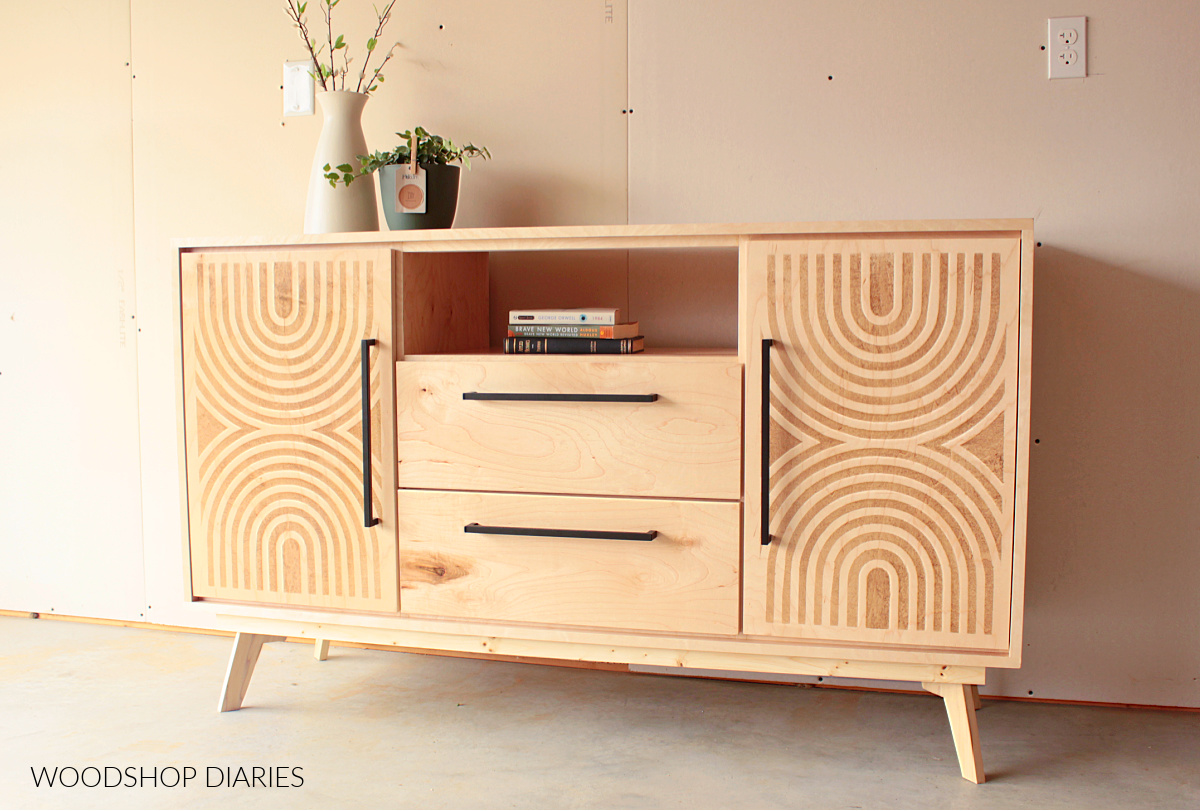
<box><xmin>361</xmin><ymin>338</ymin><xmax>380</xmax><ymax>528</ymax></box>
<box><xmin>761</xmin><ymin>338</ymin><xmax>773</xmax><ymax>546</ymax></box>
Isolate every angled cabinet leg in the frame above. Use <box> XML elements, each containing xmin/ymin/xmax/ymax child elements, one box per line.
<box><xmin>220</xmin><ymin>632</ymin><xmax>286</xmax><ymax>712</ymax></box>
<box><xmin>314</xmin><ymin>639</ymin><xmax>331</xmax><ymax>661</ymax></box>
<box><xmin>969</xmin><ymin>684</ymin><xmax>982</xmax><ymax>711</ymax></box>
<box><xmin>923</xmin><ymin>682</ymin><xmax>986</xmax><ymax>784</ymax></box>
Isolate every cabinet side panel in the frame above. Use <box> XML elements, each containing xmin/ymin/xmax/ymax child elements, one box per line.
<box><xmin>181</xmin><ymin>249</ymin><xmax>396</xmax><ymax>611</ymax></box>
<box><xmin>397</xmin><ymin>251</ymin><xmax>489</xmax><ymax>356</ymax></box>
<box><xmin>745</xmin><ymin>237</ymin><xmax>1022</xmax><ymax>653</ymax></box>
<box><xmin>1007</xmin><ymin>231</ymin><xmax>1034</xmax><ymax>663</ymax></box>
<box><xmin>180</xmin><ymin>254</ymin><xmax>204</xmax><ymax>601</ymax></box>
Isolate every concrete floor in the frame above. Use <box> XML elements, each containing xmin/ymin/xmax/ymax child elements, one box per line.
<box><xmin>1</xmin><ymin>617</ymin><xmax>1198</xmax><ymax>809</ymax></box>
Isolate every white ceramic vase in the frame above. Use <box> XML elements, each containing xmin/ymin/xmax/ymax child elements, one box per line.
<box><xmin>303</xmin><ymin>91</ymin><xmax>379</xmax><ymax>234</ymax></box>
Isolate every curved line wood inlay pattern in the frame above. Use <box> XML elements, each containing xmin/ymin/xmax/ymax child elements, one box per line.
<box><xmin>757</xmin><ymin>238</ymin><xmax>1020</xmax><ymax>649</ymax></box>
<box><xmin>182</xmin><ymin>252</ymin><xmax>393</xmax><ymax>610</ymax></box>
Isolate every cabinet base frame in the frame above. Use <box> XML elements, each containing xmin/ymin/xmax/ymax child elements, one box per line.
<box><xmin>216</xmin><ymin>614</ymin><xmax>988</xmax><ymax>782</ymax></box>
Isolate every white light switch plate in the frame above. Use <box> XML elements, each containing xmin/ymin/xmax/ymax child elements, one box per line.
<box><xmin>1048</xmin><ymin>17</ymin><xmax>1087</xmax><ymax>79</ymax></box>
<box><xmin>283</xmin><ymin>60</ymin><xmax>314</xmax><ymax>116</ymax></box>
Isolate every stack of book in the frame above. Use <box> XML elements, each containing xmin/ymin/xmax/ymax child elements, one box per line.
<box><xmin>505</xmin><ymin>308</ymin><xmax>644</xmax><ymax>354</ymax></box>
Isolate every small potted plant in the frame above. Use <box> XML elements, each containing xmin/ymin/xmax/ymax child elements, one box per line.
<box><xmin>324</xmin><ymin>127</ymin><xmax>490</xmax><ymax>229</ymax></box>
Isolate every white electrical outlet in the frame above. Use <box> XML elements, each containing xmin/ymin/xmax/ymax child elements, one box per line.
<box><xmin>283</xmin><ymin>60</ymin><xmax>314</xmax><ymax>116</ymax></box>
<box><xmin>1048</xmin><ymin>17</ymin><xmax>1087</xmax><ymax>79</ymax></box>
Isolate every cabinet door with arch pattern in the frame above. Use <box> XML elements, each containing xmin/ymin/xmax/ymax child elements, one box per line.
<box><xmin>180</xmin><ymin>249</ymin><xmax>397</xmax><ymax>611</ymax></box>
<box><xmin>743</xmin><ymin>235</ymin><xmax>1025</xmax><ymax>651</ymax></box>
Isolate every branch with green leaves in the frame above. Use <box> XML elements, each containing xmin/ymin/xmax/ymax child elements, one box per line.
<box><xmin>323</xmin><ymin>127</ymin><xmax>491</xmax><ymax>187</ymax></box>
<box><xmin>283</xmin><ymin>0</ymin><xmax>400</xmax><ymax>94</ymax></box>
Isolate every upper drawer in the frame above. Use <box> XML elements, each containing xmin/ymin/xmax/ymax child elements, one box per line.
<box><xmin>396</xmin><ymin>358</ymin><xmax>742</xmax><ymax>499</ymax></box>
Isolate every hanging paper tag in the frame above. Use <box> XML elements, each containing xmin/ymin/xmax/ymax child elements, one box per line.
<box><xmin>394</xmin><ymin>165</ymin><xmax>426</xmax><ymax>214</ymax></box>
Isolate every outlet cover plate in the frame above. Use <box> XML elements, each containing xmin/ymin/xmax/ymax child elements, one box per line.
<box><xmin>283</xmin><ymin>60</ymin><xmax>315</xmax><ymax>116</ymax></box>
<box><xmin>1048</xmin><ymin>17</ymin><xmax>1087</xmax><ymax>79</ymax></box>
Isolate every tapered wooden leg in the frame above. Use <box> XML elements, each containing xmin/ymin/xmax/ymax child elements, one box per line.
<box><xmin>314</xmin><ymin>638</ymin><xmax>330</xmax><ymax>661</ymax></box>
<box><xmin>968</xmin><ymin>684</ymin><xmax>982</xmax><ymax>711</ymax></box>
<box><xmin>219</xmin><ymin>633</ymin><xmax>285</xmax><ymax>712</ymax></box>
<box><xmin>923</xmin><ymin>682</ymin><xmax>985</xmax><ymax>783</ymax></box>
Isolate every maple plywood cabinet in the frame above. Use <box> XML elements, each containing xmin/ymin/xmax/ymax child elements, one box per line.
<box><xmin>175</xmin><ymin>221</ymin><xmax>1033</xmax><ymax>783</ymax></box>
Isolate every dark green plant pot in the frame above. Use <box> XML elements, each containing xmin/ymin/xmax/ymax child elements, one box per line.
<box><xmin>378</xmin><ymin>163</ymin><xmax>461</xmax><ymax>230</ymax></box>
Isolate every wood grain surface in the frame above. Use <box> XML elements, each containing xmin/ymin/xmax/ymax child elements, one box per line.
<box><xmin>397</xmin><ymin>490</ymin><xmax>740</xmax><ymax>635</ymax></box>
<box><xmin>218</xmin><ymin>610</ymin><xmax>989</xmax><ymax>683</ymax></box>
<box><xmin>395</xmin><ymin>359</ymin><xmax>743</xmax><ymax>498</ymax></box>
<box><xmin>396</xmin><ymin>251</ymin><xmax>489</xmax><ymax>356</ymax></box>
<box><xmin>744</xmin><ymin>236</ymin><xmax>1023</xmax><ymax>651</ymax></box>
<box><xmin>175</xmin><ymin>219</ymin><xmax>1031</xmax><ymax>251</ymax></box>
<box><xmin>181</xmin><ymin>249</ymin><xmax>397</xmax><ymax>611</ymax></box>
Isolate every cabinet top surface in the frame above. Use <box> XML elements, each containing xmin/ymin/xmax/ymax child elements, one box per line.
<box><xmin>175</xmin><ymin>219</ymin><xmax>1033</xmax><ymax>251</ymax></box>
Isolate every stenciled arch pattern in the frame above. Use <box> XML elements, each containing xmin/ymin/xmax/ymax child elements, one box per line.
<box><xmin>762</xmin><ymin>239</ymin><xmax>1020</xmax><ymax>649</ymax></box>
<box><xmin>182</xmin><ymin>254</ymin><xmax>390</xmax><ymax>610</ymax></box>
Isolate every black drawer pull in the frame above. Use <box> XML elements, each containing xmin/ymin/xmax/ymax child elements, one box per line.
<box><xmin>463</xmin><ymin>392</ymin><xmax>658</xmax><ymax>403</ymax></box>
<box><xmin>464</xmin><ymin>523</ymin><xmax>658</xmax><ymax>542</ymax></box>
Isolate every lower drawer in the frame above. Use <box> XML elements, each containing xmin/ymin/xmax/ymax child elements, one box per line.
<box><xmin>398</xmin><ymin>490</ymin><xmax>740</xmax><ymax>635</ymax></box>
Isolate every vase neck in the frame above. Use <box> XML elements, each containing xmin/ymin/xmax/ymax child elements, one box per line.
<box><xmin>316</xmin><ymin>91</ymin><xmax>369</xmax><ymax>121</ymax></box>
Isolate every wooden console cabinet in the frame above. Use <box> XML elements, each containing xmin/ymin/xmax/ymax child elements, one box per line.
<box><xmin>175</xmin><ymin>221</ymin><xmax>1033</xmax><ymax>783</ymax></box>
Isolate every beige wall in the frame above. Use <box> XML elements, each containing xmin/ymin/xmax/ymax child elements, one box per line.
<box><xmin>2</xmin><ymin>1</ymin><xmax>1197</xmax><ymax>708</ymax></box>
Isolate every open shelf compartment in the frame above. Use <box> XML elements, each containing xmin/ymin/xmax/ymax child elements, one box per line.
<box><xmin>394</xmin><ymin>246</ymin><xmax>740</xmax><ymax>360</ymax></box>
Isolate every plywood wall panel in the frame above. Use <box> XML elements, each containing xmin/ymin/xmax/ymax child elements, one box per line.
<box><xmin>0</xmin><ymin>0</ymin><xmax>145</xmax><ymax>620</ymax></box>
